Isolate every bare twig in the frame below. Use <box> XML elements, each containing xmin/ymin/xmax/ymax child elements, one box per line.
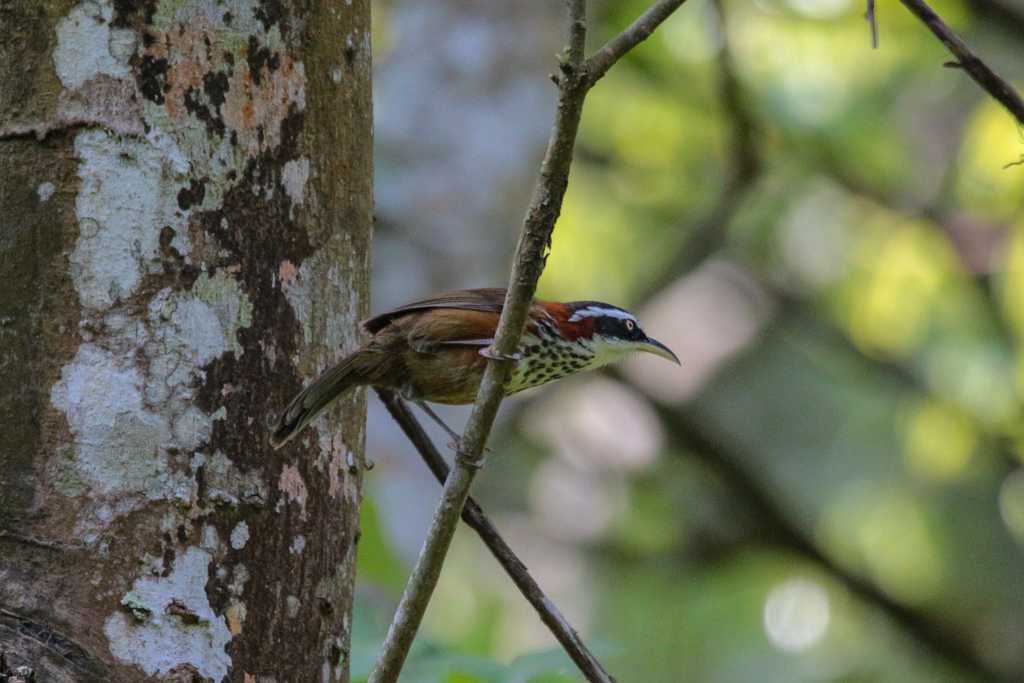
<box><xmin>865</xmin><ymin>0</ymin><xmax>879</xmax><ymax>48</ymax></box>
<box><xmin>368</xmin><ymin>1</ymin><xmax>689</xmax><ymax>680</ymax></box>
<box><xmin>566</xmin><ymin>0</ymin><xmax>588</xmax><ymax>67</ymax></box>
<box><xmin>898</xmin><ymin>0</ymin><xmax>1024</xmax><ymax>124</ymax></box>
<box><xmin>585</xmin><ymin>0</ymin><xmax>686</xmax><ymax>86</ymax></box>
<box><xmin>376</xmin><ymin>389</ymin><xmax>616</xmax><ymax>683</ymax></box>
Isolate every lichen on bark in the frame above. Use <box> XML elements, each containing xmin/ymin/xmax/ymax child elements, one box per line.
<box><xmin>0</xmin><ymin>0</ymin><xmax>372</xmax><ymax>680</ymax></box>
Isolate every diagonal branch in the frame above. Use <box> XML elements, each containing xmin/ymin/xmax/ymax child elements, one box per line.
<box><xmin>566</xmin><ymin>0</ymin><xmax>588</xmax><ymax>67</ymax></box>
<box><xmin>865</xmin><ymin>0</ymin><xmax>880</xmax><ymax>48</ymax></box>
<box><xmin>368</xmin><ymin>1</ymin><xmax>690</xmax><ymax>680</ymax></box>
<box><xmin>375</xmin><ymin>389</ymin><xmax>615</xmax><ymax>683</ymax></box>
<box><xmin>898</xmin><ymin>0</ymin><xmax>1024</xmax><ymax>125</ymax></box>
<box><xmin>584</xmin><ymin>0</ymin><xmax>686</xmax><ymax>86</ymax></box>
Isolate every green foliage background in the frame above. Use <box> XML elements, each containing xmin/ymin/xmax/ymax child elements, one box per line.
<box><xmin>358</xmin><ymin>0</ymin><xmax>1024</xmax><ymax>681</ymax></box>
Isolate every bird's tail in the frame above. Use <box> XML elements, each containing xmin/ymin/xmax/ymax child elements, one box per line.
<box><xmin>270</xmin><ymin>352</ymin><xmax>365</xmax><ymax>450</ymax></box>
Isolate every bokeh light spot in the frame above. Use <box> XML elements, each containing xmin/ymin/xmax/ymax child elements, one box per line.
<box><xmin>924</xmin><ymin>340</ymin><xmax>1019</xmax><ymax>429</ymax></box>
<box><xmin>527</xmin><ymin>377</ymin><xmax>664</xmax><ymax>473</ymax></box>
<box><xmin>660</xmin><ymin>1</ymin><xmax>722</xmax><ymax>63</ymax></box>
<box><xmin>785</xmin><ymin>0</ymin><xmax>854</xmax><ymax>19</ymax></box>
<box><xmin>956</xmin><ymin>102</ymin><xmax>1024</xmax><ymax>216</ymax></box>
<box><xmin>845</xmin><ymin>219</ymin><xmax>951</xmax><ymax>355</ymax></box>
<box><xmin>763</xmin><ymin>577</ymin><xmax>831</xmax><ymax>652</ymax></box>
<box><xmin>817</xmin><ymin>483</ymin><xmax>946</xmax><ymax>603</ymax></box>
<box><xmin>1000</xmin><ymin>223</ymin><xmax>1024</xmax><ymax>346</ymax></box>
<box><xmin>529</xmin><ymin>459</ymin><xmax>625</xmax><ymax>541</ymax></box>
<box><xmin>999</xmin><ymin>470</ymin><xmax>1024</xmax><ymax>543</ymax></box>
<box><xmin>903</xmin><ymin>400</ymin><xmax>977</xmax><ymax>482</ymax></box>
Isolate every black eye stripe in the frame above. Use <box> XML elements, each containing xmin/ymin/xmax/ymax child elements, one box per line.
<box><xmin>595</xmin><ymin>316</ymin><xmax>637</xmax><ymax>336</ymax></box>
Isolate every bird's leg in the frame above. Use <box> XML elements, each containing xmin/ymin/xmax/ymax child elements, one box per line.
<box><xmin>414</xmin><ymin>401</ymin><xmax>463</xmax><ymax>448</ymax></box>
<box><xmin>398</xmin><ymin>385</ymin><xmax>451</xmax><ymax>436</ymax></box>
<box><xmin>395</xmin><ymin>375</ymin><xmax>487</xmax><ymax>463</ymax></box>
<box><xmin>412</xmin><ymin>401</ymin><xmax>488</xmax><ymax>466</ymax></box>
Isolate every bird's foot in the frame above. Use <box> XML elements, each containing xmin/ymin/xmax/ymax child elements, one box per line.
<box><xmin>446</xmin><ymin>438</ymin><xmax>489</xmax><ymax>468</ymax></box>
<box><xmin>480</xmin><ymin>346</ymin><xmax>522</xmax><ymax>362</ymax></box>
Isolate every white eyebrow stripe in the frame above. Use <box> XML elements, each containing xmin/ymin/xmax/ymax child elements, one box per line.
<box><xmin>568</xmin><ymin>306</ymin><xmax>637</xmax><ymax>323</ymax></box>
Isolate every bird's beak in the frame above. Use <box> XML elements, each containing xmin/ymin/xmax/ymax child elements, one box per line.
<box><xmin>637</xmin><ymin>336</ymin><xmax>681</xmax><ymax>365</ymax></box>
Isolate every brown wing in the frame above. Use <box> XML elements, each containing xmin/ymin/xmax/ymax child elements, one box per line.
<box><xmin>362</xmin><ymin>288</ymin><xmax>508</xmax><ymax>334</ymax></box>
<box><xmin>405</xmin><ymin>308</ymin><xmax>503</xmax><ymax>350</ymax></box>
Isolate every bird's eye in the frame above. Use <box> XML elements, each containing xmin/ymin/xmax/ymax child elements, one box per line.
<box><xmin>625</xmin><ymin>320</ymin><xmax>635</xmax><ymax>332</ymax></box>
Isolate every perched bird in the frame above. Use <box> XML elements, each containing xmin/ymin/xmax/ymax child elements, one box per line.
<box><xmin>270</xmin><ymin>288</ymin><xmax>679</xmax><ymax>449</ymax></box>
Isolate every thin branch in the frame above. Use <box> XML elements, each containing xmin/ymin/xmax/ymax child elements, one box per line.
<box><xmin>584</xmin><ymin>0</ymin><xmax>685</xmax><ymax>86</ymax></box>
<box><xmin>375</xmin><ymin>389</ymin><xmax>615</xmax><ymax>683</ymax></box>
<box><xmin>865</xmin><ymin>0</ymin><xmax>879</xmax><ymax>48</ymax></box>
<box><xmin>898</xmin><ymin>0</ymin><xmax>1024</xmax><ymax>125</ymax></box>
<box><xmin>567</xmin><ymin>0</ymin><xmax>587</xmax><ymax>67</ymax></box>
<box><xmin>368</xmin><ymin>1</ymin><xmax>689</xmax><ymax>680</ymax></box>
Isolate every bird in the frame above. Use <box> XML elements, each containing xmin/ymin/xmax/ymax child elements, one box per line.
<box><xmin>270</xmin><ymin>287</ymin><xmax>679</xmax><ymax>450</ymax></box>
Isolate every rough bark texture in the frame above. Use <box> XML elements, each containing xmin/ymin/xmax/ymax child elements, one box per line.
<box><xmin>0</xmin><ymin>1</ymin><xmax>372</xmax><ymax>681</ymax></box>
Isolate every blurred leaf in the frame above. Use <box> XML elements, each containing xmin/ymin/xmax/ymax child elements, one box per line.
<box><xmin>506</xmin><ymin>648</ymin><xmax>588</xmax><ymax>683</ymax></box>
<box><xmin>902</xmin><ymin>399</ymin><xmax>978</xmax><ymax>482</ymax></box>
<box><xmin>608</xmin><ymin>470</ymin><xmax>688</xmax><ymax>555</ymax></box>
<box><xmin>956</xmin><ymin>101</ymin><xmax>1024</xmax><ymax>218</ymax></box>
<box><xmin>356</xmin><ymin>496</ymin><xmax>408</xmax><ymax>592</ymax></box>
<box><xmin>367</xmin><ymin>0</ymin><xmax>1024</xmax><ymax>678</ymax></box>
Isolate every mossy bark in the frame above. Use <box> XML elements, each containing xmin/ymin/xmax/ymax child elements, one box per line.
<box><xmin>0</xmin><ymin>1</ymin><xmax>371</xmax><ymax>681</ymax></box>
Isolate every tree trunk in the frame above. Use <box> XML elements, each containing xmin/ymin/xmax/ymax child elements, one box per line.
<box><xmin>0</xmin><ymin>1</ymin><xmax>372</xmax><ymax>681</ymax></box>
